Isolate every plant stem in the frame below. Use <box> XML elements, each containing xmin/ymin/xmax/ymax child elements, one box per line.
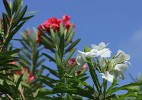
<box><xmin>103</xmin><ymin>79</ymin><xmax>107</xmax><ymax>99</ymax></box>
<box><xmin>6</xmin><ymin>94</ymin><xmax>13</xmax><ymax>100</ymax></box>
<box><xmin>18</xmin><ymin>89</ymin><xmax>25</xmax><ymax>100</ymax></box>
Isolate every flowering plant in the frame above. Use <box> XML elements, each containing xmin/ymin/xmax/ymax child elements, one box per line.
<box><xmin>0</xmin><ymin>0</ymin><xmax>142</xmax><ymax>100</ymax></box>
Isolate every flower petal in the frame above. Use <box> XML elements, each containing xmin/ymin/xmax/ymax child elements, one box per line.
<box><xmin>100</xmin><ymin>71</ymin><xmax>114</xmax><ymax>83</ymax></box>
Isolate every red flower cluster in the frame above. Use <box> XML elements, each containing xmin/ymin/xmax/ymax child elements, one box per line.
<box><xmin>68</xmin><ymin>58</ymin><xmax>88</xmax><ymax>75</ymax></box>
<box><xmin>36</xmin><ymin>15</ymin><xmax>74</xmax><ymax>43</ymax></box>
<box><xmin>14</xmin><ymin>68</ymin><xmax>35</xmax><ymax>82</ymax></box>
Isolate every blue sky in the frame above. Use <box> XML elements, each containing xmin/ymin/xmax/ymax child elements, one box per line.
<box><xmin>1</xmin><ymin>0</ymin><xmax>142</xmax><ymax>86</ymax></box>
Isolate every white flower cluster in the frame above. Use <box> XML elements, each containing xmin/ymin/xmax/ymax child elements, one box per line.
<box><xmin>76</xmin><ymin>42</ymin><xmax>130</xmax><ymax>83</ymax></box>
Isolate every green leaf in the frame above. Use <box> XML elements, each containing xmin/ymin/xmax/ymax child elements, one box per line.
<box><xmin>42</xmin><ymin>53</ymin><xmax>56</xmax><ymax>63</ymax></box>
<box><xmin>59</xmin><ymin>24</ymin><xmax>64</xmax><ymax>36</ymax></box>
<box><xmin>55</xmin><ymin>52</ymin><xmax>64</xmax><ymax>79</ymax></box>
<box><xmin>13</xmin><ymin>0</ymin><xmax>22</xmax><ymax>13</ymax></box>
<box><xmin>21</xmin><ymin>82</ymin><xmax>31</xmax><ymax>89</ymax></box>
<box><xmin>3</xmin><ymin>0</ymin><xmax>12</xmax><ymax>17</ymax></box>
<box><xmin>65</xmin><ymin>31</ymin><xmax>74</xmax><ymax>46</ymax></box>
<box><xmin>22</xmin><ymin>15</ymin><xmax>34</xmax><ymax>21</ymax></box>
<box><xmin>65</xmin><ymin>38</ymin><xmax>81</xmax><ymax>54</ymax></box>
<box><xmin>58</xmin><ymin>34</ymin><xmax>64</xmax><ymax>58</ymax></box>
<box><xmin>11</xmin><ymin>5</ymin><xmax>27</xmax><ymax>29</ymax></box>
<box><xmin>86</xmin><ymin>58</ymin><xmax>101</xmax><ymax>93</ymax></box>
<box><xmin>16</xmin><ymin>74</ymin><xmax>23</xmax><ymax>90</ymax></box>
<box><xmin>39</xmin><ymin>79</ymin><xmax>54</xmax><ymax>88</ymax></box>
<box><xmin>108</xmin><ymin>81</ymin><xmax>142</xmax><ymax>95</ymax></box>
<box><xmin>40</xmin><ymin>35</ymin><xmax>55</xmax><ymax>52</ymax></box>
<box><xmin>66</xmin><ymin>94</ymin><xmax>73</xmax><ymax>100</ymax></box>
<box><xmin>42</xmin><ymin>65</ymin><xmax>59</xmax><ymax>78</ymax></box>
<box><xmin>3</xmin><ymin>21</ymin><xmax>25</xmax><ymax>50</ymax></box>
<box><xmin>107</xmin><ymin>78</ymin><xmax>117</xmax><ymax>95</ymax></box>
<box><xmin>65</xmin><ymin>48</ymin><xmax>76</xmax><ymax>64</ymax></box>
<box><xmin>2</xmin><ymin>13</ymin><xmax>8</xmax><ymax>36</ymax></box>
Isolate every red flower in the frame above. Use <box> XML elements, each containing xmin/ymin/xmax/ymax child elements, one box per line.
<box><xmin>15</xmin><ymin>68</ymin><xmax>35</xmax><ymax>82</ymax></box>
<box><xmin>28</xmin><ymin>75</ymin><xmax>35</xmax><ymax>81</ymax></box>
<box><xmin>77</xmin><ymin>64</ymin><xmax>88</xmax><ymax>75</ymax></box>
<box><xmin>44</xmin><ymin>18</ymin><xmax>61</xmax><ymax>32</ymax></box>
<box><xmin>38</xmin><ymin>23</ymin><xmax>45</xmax><ymax>31</ymax></box>
<box><xmin>62</xmin><ymin>15</ymin><xmax>70</xmax><ymax>23</ymax></box>
<box><xmin>36</xmin><ymin>31</ymin><xmax>41</xmax><ymax>43</ymax></box>
<box><xmin>37</xmin><ymin>15</ymin><xmax>75</xmax><ymax>44</ymax></box>
<box><xmin>68</xmin><ymin>58</ymin><xmax>76</xmax><ymax>66</ymax></box>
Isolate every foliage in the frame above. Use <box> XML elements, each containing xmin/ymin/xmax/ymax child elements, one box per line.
<box><xmin>0</xmin><ymin>0</ymin><xmax>142</xmax><ymax>100</ymax></box>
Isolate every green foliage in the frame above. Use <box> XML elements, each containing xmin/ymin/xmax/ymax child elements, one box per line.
<box><xmin>1</xmin><ymin>0</ymin><xmax>142</xmax><ymax>100</ymax></box>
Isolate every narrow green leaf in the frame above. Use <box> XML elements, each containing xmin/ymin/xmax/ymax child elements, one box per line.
<box><xmin>3</xmin><ymin>0</ymin><xmax>12</xmax><ymax>17</ymax></box>
<box><xmin>55</xmin><ymin>52</ymin><xmax>64</xmax><ymax>79</ymax></box>
<box><xmin>11</xmin><ymin>5</ymin><xmax>27</xmax><ymax>29</ymax></box>
<box><xmin>3</xmin><ymin>21</ymin><xmax>25</xmax><ymax>50</ymax></box>
<box><xmin>86</xmin><ymin>58</ymin><xmax>101</xmax><ymax>93</ymax></box>
<box><xmin>65</xmin><ymin>39</ymin><xmax>80</xmax><ymax>53</ymax></box>
<box><xmin>108</xmin><ymin>81</ymin><xmax>142</xmax><ymax>95</ymax></box>
<box><xmin>39</xmin><ymin>79</ymin><xmax>54</xmax><ymax>88</ymax></box>
<box><xmin>42</xmin><ymin>65</ymin><xmax>59</xmax><ymax>78</ymax></box>
<box><xmin>66</xmin><ymin>94</ymin><xmax>73</xmax><ymax>100</ymax></box>
<box><xmin>2</xmin><ymin>13</ymin><xmax>8</xmax><ymax>36</ymax></box>
<box><xmin>16</xmin><ymin>74</ymin><xmax>23</xmax><ymax>90</ymax></box>
<box><xmin>22</xmin><ymin>15</ymin><xmax>34</xmax><ymax>21</ymax></box>
<box><xmin>40</xmin><ymin>35</ymin><xmax>55</xmax><ymax>52</ymax></box>
<box><xmin>65</xmin><ymin>48</ymin><xmax>76</xmax><ymax>64</ymax></box>
<box><xmin>107</xmin><ymin>78</ymin><xmax>117</xmax><ymax>95</ymax></box>
<box><xmin>58</xmin><ymin>34</ymin><xmax>64</xmax><ymax>58</ymax></box>
<box><xmin>42</xmin><ymin>53</ymin><xmax>56</xmax><ymax>63</ymax></box>
<box><xmin>65</xmin><ymin>31</ymin><xmax>74</xmax><ymax>46</ymax></box>
<box><xmin>59</xmin><ymin>24</ymin><xmax>64</xmax><ymax>36</ymax></box>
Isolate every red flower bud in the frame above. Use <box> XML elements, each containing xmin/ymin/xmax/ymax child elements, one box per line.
<box><xmin>62</xmin><ymin>15</ymin><xmax>70</xmax><ymax>23</ymax></box>
<box><xmin>68</xmin><ymin>58</ymin><xmax>76</xmax><ymax>66</ymax></box>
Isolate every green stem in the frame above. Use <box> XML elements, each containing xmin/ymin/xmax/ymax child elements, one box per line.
<box><xmin>6</xmin><ymin>94</ymin><xmax>13</xmax><ymax>100</ymax></box>
<box><xmin>103</xmin><ymin>79</ymin><xmax>107</xmax><ymax>99</ymax></box>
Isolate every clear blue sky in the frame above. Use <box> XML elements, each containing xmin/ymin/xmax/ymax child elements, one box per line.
<box><xmin>1</xmin><ymin>0</ymin><xmax>142</xmax><ymax>86</ymax></box>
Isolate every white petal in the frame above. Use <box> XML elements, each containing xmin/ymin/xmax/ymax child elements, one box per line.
<box><xmin>91</xmin><ymin>44</ymin><xmax>98</xmax><ymax>49</ymax></box>
<box><xmin>113</xmin><ymin>70</ymin><xmax>125</xmax><ymax>80</ymax></box>
<box><xmin>100</xmin><ymin>71</ymin><xmax>114</xmax><ymax>83</ymax></box>
<box><xmin>98</xmin><ymin>42</ymin><xmax>106</xmax><ymax>50</ymax></box>
<box><xmin>99</xmin><ymin>58</ymin><xmax>105</xmax><ymax>67</ymax></box>
<box><xmin>76</xmin><ymin>51</ymin><xmax>86</xmax><ymax>66</ymax></box>
<box><xmin>114</xmin><ymin>64</ymin><xmax>128</xmax><ymax>72</ymax></box>
<box><xmin>99</xmin><ymin>49</ymin><xmax>111</xmax><ymax>58</ymax></box>
<box><xmin>125</xmin><ymin>54</ymin><xmax>130</xmax><ymax>60</ymax></box>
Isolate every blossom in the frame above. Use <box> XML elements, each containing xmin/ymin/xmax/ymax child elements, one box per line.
<box><xmin>76</xmin><ymin>50</ymin><xmax>86</xmax><ymax>66</ymax></box>
<box><xmin>15</xmin><ymin>68</ymin><xmax>35</xmax><ymax>82</ymax></box>
<box><xmin>91</xmin><ymin>42</ymin><xmax>106</xmax><ymax>50</ymax></box>
<box><xmin>37</xmin><ymin>15</ymin><xmax>74</xmax><ymax>44</ymax></box>
<box><xmin>68</xmin><ymin>58</ymin><xmax>76</xmax><ymax>66</ymax></box>
<box><xmin>111</xmin><ymin>50</ymin><xmax>130</xmax><ymax>64</ymax></box>
<box><xmin>113</xmin><ymin>64</ymin><xmax>128</xmax><ymax>80</ymax></box>
<box><xmin>62</xmin><ymin>15</ymin><xmax>70</xmax><ymax>23</ymax></box>
<box><xmin>28</xmin><ymin>75</ymin><xmax>35</xmax><ymax>82</ymax></box>
<box><xmin>77</xmin><ymin>64</ymin><xmax>88</xmax><ymax>75</ymax></box>
<box><xmin>91</xmin><ymin>42</ymin><xmax>111</xmax><ymax>58</ymax></box>
<box><xmin>100</xmin><ymin>71</ymin><xmax>114</xmax><ymax>83</ymax></box>
<box><xmin>99</xmin><ymin>58</ymin><xmax>106</xmax><ymax>67</ymax></box>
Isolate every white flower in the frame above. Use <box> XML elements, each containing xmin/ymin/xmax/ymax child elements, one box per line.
<box><xmin>76</xmin><ymin>50</ymin><xmax>86</xmax><ymax>66</ymax></box>
<box><xmin>91</xmin><ymin>42</ymin><xmax>111</xmax><ymax>58</ymax></box>
<box><xmin>113</xmin><ymin>64</ymin><xmax>128</xmax><ymax>80</ymax></box>
<box><xmin>100</xmin><ymin>71</ymin><xmax>114</xmax><ymax>83</ymax></box>
<box><xmin>98</xmin><ymin>48</ymin><xmax>111</xmax><ymax>58</ymax></box>
<box><xmin>99</xmin><ymin>58</ymin><xmax>106</xmax><ymax>67</ymax></box>
<box><xmin>91</xmin><ymin>42</ymin><xmax>108</xmax><ymax>50</ymax></box>
<box><xmin>114</xmin><ymin>64</ymin><xmax>128</xmax><ymax>72</ymax></box>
